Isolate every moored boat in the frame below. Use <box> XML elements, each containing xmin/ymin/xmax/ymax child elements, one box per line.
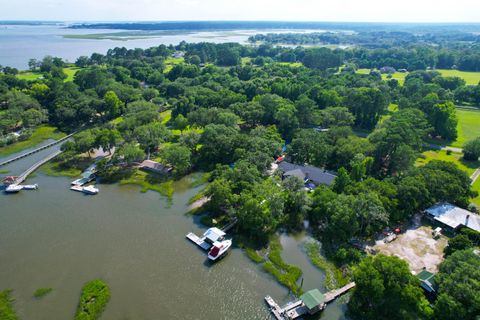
<box><xmin>22</xmin><ymin>184</ymin><xmax>38</xmax><ymax>190</ymax></box>
<box><xmin>82</xmin><ymin>185</ymin><xmax>99</xmax><ymax>195</ymax></box>
<box><xmin>207</xmin><ymin>239</ymin><xmax>232</xmax><ymax>261</ymax></box>
<box><xmin>5</xmin><ymin>184</ymin><xmax>23</xmax><ymax>193</ymax></box>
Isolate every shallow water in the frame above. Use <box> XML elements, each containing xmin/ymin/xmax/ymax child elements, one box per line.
<box><xmin>0</xmin><ymin>145</ymin><xmax>347</xmax><ymax>319</ymax></box>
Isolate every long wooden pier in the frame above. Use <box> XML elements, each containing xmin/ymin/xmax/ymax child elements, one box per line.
<box><xmin>324</xmin><ymin>281</ymin><xmax>356</xmax><ymax>303</ymax></box>
<box><xmin>0</xmin><ymin>132</ymin><xmax>74</xmax><ymax>167</ymax></box>
<box><xmin>14</xmin><ymin>150</ymin><xmax>62</xmax><ymax>184</ymax></box>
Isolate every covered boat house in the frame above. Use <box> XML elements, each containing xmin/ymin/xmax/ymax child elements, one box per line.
<box><xmin>300</xmin><ymin>289</ymin><xmax>326</xmax><ymax>314</ymax></box>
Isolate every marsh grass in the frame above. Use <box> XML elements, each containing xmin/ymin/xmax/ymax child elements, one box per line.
<box><xmin>75</xmin><ymin>280</ymin><xmax>110</xmax><ymax>320</ymax></box>
<box><xmin>0</xmin><ymin>289</ymin><xmax>18</xmax><ymax>320</ymax></box>
<box><xmin>33</xmin><ymin>288</ymin><xmax>52</xmax><ymax>299</ymax></box>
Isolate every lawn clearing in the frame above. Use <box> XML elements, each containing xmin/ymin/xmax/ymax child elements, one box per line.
<box><xmin>416</xmin><ymin>149</ymin><xmax>480</xmax><ymax>176</ymax></box>
<box><xmin>16</xmin><ymin>67</ymin><xmax>80</xmax><ymax>82</ymax></box>
<box><xmin>437</xmin><ymin>69</ymin><xmax>480</xmax><ymax>85</ymax></box>
<box><xmin>452</xmin><ymin>106</ymin><xmax>480</xmax><ymax>148</ymax></box>
<box><xmin>16</xmin><ymin>71</ymin><xmax>43</xmax><ymax>81</ymax></box>
<box><xmin>63</xmin><ymin>67</ymin><xmax>80</xmax><ymax>82</ymax></box>
<box><xmin>472</xmin><ymin>179</ymin><xmax>480</xmax><ymax>207</ymax></box>
<box><xmin>356</xmin><ymin>69</ymin><xmax>407</xmax><ymax>85</ymax></box>
<box><xmin>0</xmin><ymin>125</ymin><xmax>65</xmax><ymax>157</ymax></box>
<box><xmin>164</xmin><ymin>57</ymin><xmax>184</xmax><ymax>73</ymax></box>
<box><xmin>373</xmin><ymin>225</ymin><xmax>448</xmax><ymax>273</ymax></box>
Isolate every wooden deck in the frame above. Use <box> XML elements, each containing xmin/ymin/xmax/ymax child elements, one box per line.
<box><xmin>186</xmin><ymin>232</ymin><xmax>211</xmax><ymax>250</ymax></box>
<box><xmin>14</xmin><ymin>150</ymin><xmax>62</xmax><ymax>184</ymax></box>
<box><xmin>264</xmin><ymin>296</ymin><xmax>283</xmax><ymax>320</ymax></box>
<box><xmin>324</xmin><ymin>282</ymin><xmax>356</xmax><ymax>303</ymax></box>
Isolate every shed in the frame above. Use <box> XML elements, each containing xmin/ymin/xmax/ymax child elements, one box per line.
<box><xmin>417</xmin><ymin>270</ymin><xmax>437</xmax><ymax>293</ymax></box>
<box><xmin>300</xmin><ymin>289</ymin><xmax>325</xmax><ymax>314</ymax></box>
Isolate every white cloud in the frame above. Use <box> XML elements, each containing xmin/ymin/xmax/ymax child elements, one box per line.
<box><xmin>0</xmin><ymin>0</ymin><xmax>479</xmax><ymax>22</ymax></box>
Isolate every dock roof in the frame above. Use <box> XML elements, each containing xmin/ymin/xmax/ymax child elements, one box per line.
<box><xmin>300</xmin><ymin>289</ymin><xmax>325</xmax><ymax>310</ymax></box>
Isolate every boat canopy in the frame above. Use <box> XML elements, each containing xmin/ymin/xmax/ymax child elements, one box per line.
<box><xmin>203</xmin><ymin>227</ymin><xmax>226</xmax><ymax>243</ymax></box>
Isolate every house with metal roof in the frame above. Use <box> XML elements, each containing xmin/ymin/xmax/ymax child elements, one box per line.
<box><xmin>277</xmin><ymin>161</ymin><xmax>337</xmax><ymax>187</ymax></box>
<box><xmin>139</xmin><ymin>160</ymin><xmax>173</xmax><ymax>174</ymax></box>
<box><xmin>425</xmin><ymin>202</ymin><xmax>480</xmax><ymax>233</ymax></box>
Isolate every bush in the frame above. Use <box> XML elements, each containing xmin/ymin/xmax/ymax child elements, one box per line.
<box><xmin>463</xmin><ymin>137</ymin><xmax>480</xmax><ymax>161</ymax></box>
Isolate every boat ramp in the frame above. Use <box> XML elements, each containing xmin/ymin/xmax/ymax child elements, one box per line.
<box><xmin>265</xmin><ymin>282</ymin><xmax>356</xmax><ymax>320</ymax></box>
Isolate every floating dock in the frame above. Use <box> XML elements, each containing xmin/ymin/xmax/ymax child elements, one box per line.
<box><xmin>186</xmin><ymin>232</ymin><xmax>212</xmax><ymax>250</ymax></box>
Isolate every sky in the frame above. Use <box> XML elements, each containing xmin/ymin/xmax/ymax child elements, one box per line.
<box><xmin>1</xmin><ymin>0</ymin><xmax>480</xmax><ymax>23</ymax></box>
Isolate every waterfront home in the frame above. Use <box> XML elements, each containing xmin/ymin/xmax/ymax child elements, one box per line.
<box><xmin>139</xmin><ymin>160</ymin><xmax>172</xmax><ymax>174</ymax></box>
<box><xmin>277</xmin><ymin>161</ymin><xmax>337</xmax><ymax>187</ymax></box>
<box><xmin>425</xmin><ymin>202</ymin><xmax>480</xmax><ymax>233</ymax></box>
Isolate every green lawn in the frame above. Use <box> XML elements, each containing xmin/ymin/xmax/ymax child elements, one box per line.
<box><xmin>356</xmin><ymin>69</ymin><xmax>407</xmax><ymax>85</ymax></box>
<box><xmin>437</xmin><ymin>69</ymin><xmax>480</xmax><ymax>85</ymax></box>
<box><xmin>452</xmin><ymin>106</ymin><xmax>480</xmax><ymax>148</ymax></box>
<box><xmin>63</xmin><ymin>67</ymin><xmax>81</xmax><ymax>82</ymax></box>
<box><xmin>472</xmin><ymin>179</ymin><xmax>480</xmax><ymax>207</ymax></box>
<box><xmin>16</xmin><ymin>67</ymin><xmax>80</xmax><ymax>82</ymax></box>
<box><xmin>0</xmin><ymin>125</ymin><xmax>65</xmax><ymax>157</ymax></box>
<box><xmin>164</xmin><ymin>57</ymin><xmax>184</xmax><ymax>73</ymax></box>
<box><xmin>16</xmin><ymin>71</ymin><xmax>43</xmax><ymax>81</ymax></box>
<box><xmin>416</xmin><ymin>149</ymin><xmax>480</xmax><ymax>177</ymax></box>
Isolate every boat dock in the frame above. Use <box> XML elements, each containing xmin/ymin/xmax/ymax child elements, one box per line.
<box><xmin>186</xmin><ymin>232</ymin><xmax>212</xmax><ymax>250</ymax></box>
<box><xmin>324</xmin><ymin>281</ymin><xmax>356</xmax><ymax>303</ymax></box>
<box><xmin>265</xmin><ymin>282</ymin><xmax>356</xmax><ymax>320</ymax></box>
<box><xmin>186</xmin><ymin>218</ymin><xmax>237</xmax><ymax>250</ymax></box>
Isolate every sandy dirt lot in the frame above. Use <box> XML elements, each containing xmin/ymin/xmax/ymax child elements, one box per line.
<box><xmin>373</xmin><ymin>225</ymin><xmax>448</xmax><ymax>273</ymax></box>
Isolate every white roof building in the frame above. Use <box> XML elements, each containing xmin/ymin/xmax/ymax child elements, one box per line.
<box><xmin>425</xmin><ymin>202</ymin><xmax>480</xmax><ymax>233</ymax></box>
<box><xmin>203</xmin><ymin>227</ymin><xmax>226</xmax><ymax>244</ymax></box>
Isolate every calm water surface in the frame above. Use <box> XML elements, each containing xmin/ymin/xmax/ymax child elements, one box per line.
<box><xmin>0</xmin><ymin>135</ymin><xmax>347</xmax><ymax>320</ymax></box>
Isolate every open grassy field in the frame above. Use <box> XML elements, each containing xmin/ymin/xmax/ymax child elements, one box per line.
<box><xmin>437</xmin><ymin>69</ymin><xmax>480</xmax><ymax>85</ymax></box>
<box><xmin>164</xmin><ymin>57</ymin><xmax>184</xmax><ymax>73</ymax></box>
<box><xmin>472</xmin><ymin>179</ymin><xmax>480</xmax><ymax>207</ymax></box>
<box><xmin>16</xmin><ymin>67</ymin><xmax>80</xmax><ymax>82</ymax></box>
<box><xmin>451</xmin><ymin>106</ymin><xmax>480</xmax><ymax>148</ymax></box>
<box><xmin>0</xmin><ymin>125</ymin><xmax>65</xmax><ymax>157</ymax></box>
<box><xmin>356</xmin><ymin>69</ymin><xmax>407</xmax><ymax>85</ymax></box>
<box><xmin>416</xmin><ymin>149</ymin><xmax>480</xmax><ymax>177</ymax></box>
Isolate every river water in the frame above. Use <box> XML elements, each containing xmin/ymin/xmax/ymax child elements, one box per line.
<box><xmin>0</xmin><ymin>143</ymin><xmax>347</xmax><ymax>319</ymax></box>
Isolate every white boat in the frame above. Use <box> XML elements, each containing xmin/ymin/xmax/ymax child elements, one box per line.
<box><xmin>22</xmin><ymin>184</ymin><xmax>38</xmax><ymax>190</ymax></box>
<box><xmin>207</xmin><ymin>239</ymin><xmax>232</xmax><ymax>261</ymax></box>
<box><xmin>82</xmin><ymin>185</ymin><xmax>99</xmax><ymax>195</ymax></box>
<box><xmin>5</xmin><ymin>184</ymin><xmax>23</xmax><ymax>193</ymax></box>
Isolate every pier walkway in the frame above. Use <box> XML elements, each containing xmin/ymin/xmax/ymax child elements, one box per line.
<box><xmin>13</xmin><ymin>150</ymin><xmax>63</xmax><ymax>184</ymax></box>
<box><xmin>0</xmin><ymin>132</ymin><xmax>74</xmax><ymax>167</ymax></box>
